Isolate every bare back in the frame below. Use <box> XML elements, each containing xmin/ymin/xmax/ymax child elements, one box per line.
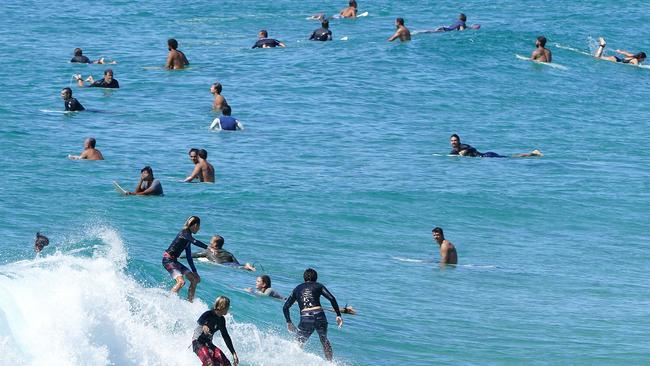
<box><xmin>200</xmin><ymin>161</ymin><xmax>215</xmax><ymax>183</ymax></box>
<box><xmin>166</xmin><ymin>49</ymin><xmax>186</xmax><ymax>70</ymax></box>
<box><xmin>440</xmin><ymin>240</ymin><xmax>458</xmax><ymax>265</ymax></box>
<box><xmin>80</xmin><ymin>148</ymin><xmax>104</xmax><ymax>160</ymax></box>
<box><xmin>399</xmin><ymin>26</ymin><xmax>411</xmax><ymax>42</ymax></box>
<box><xmin>532</xmin><ymin>47</ymin><xmax>552</xmax><ymax>63</ymax></box>
<box><xmin>340</xmin><ymin>7</ymin><xmax>357</xmax><ymax>18</ymax></box>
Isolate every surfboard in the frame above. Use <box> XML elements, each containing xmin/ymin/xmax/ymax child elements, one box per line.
<box><xmin>40</xmin><ymin>109</ymin><xmax>72</xmax><ymax>114</ymax></box>
<box><xmin>515</xmin><ymin>54</ymin><xmax>568</xmax><ymax>70</ymax></box>
<box><xmin>413</xmin><ymin>24</ymin><xmax>481</xmax><ymax>35</ymax></box>
<box><xmin>113</xmin><ymin>181</ymin><xmax>128</xmax><ymax>195</ymax></box>
<box><xmin>555</xmin><ymin>43</ymin><xmax>650</xmax><ymax>69</ymax></box>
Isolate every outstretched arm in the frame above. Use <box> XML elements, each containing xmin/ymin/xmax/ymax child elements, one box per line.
<box><xmin>184</xmin><ymin>164</ymin><xmax>203</xmax><ymax>182</ymax></box>
<box><xmin>322</xmin><ymin>285</ymin><xmax>343</xmax><ymax>328</ymax></box>
<box><xmin>388</xmin><ymin>31</ymin><xmax>400</xmax><ymax>42</ymax></box>
<box><xmin>615</xmin><ymin>49</ymin><xmax>635</xmax><ymax>57</ymax></box>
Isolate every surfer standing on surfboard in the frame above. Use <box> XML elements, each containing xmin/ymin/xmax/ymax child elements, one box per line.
<box><xmin>192</xmin><ymin>296</ymin><xmax>240</xmax><ymax>366</ymax></box>
<box><xmin>432</xmin><ymin>227</ymin><xmax>458</xmax><ymax>268</ymax></box>
<box><xmin>531</xmin><ymin>36</ymin><xmax>552</xmax><ymax>63</ymax></box>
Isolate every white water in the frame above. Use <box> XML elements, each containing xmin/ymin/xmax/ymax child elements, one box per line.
<box><xmin>0</xmin><ymin>227</ymin><xmax>336</xmax><ymax>366</ymax></box>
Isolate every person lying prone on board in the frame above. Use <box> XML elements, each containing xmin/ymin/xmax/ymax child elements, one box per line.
<box><xmin>594</xmin><ymin>37</ymin><xmax>646</xmax><ymax>65</ymax></box>
<box><xmin>181</xmin><ymin>235</ymin><xmax>256</xmax><ymax>271</ymax></box>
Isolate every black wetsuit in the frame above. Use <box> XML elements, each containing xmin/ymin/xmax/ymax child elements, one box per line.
<box><xmin>192</xmin><ymin>310</ymin><xmax>236</xmax><ymax>355</ymax></box>
<box><xmin>90</xmin><ymin>78</ymin><xmax>119</xmax><ymax>88</ymax></box>
<box><xmin>64</xmin><ymin>98</ymin><xmax>85</xmax><ymax>111</ymax></box>
<box><xmin>252</xmin><ymin>38</ymin><xmax>282</xmax><ymax>48</ymax></box>
<box><xmin>283</xmin><ymin>281</ymin><xmax>341</xmax><ymax>342</ymax></box>
<box><xmin>162</xmin><ymin>229</ymin><xmax>207</xmax><ymax>276</ymax></box>
<box><xmin>450</xmin><ymin>144</ymin><xmax>504</xmax><ymax>158</ymax></box>
<box><xmin>310</xmin><ymin>27</ymin><xmax>332</xmax><ymax>41</ymax></box>
<box><xmin>191</xmin><ymin>249</ymin><xmax>240</xmax><ymax>265</ymax></box>
<box><xmin>70</xmin><ymin>55</ymin><xmax>92</xmax><ymax>63</ymax></box>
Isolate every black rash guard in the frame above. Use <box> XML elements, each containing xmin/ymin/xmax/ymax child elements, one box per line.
<box><xmin>192</xmin><ymin>310</ymin><xmax>236</xmax><ymax>354</ymax></box>
<box><xmin>450</xmin><ymin>143</ymin><xmax>480</xmax><ymax>157</ymax></box>
<box><xmin>283</xmin><ymin>281</ymin><xmax>341</xmax><ymax>322</ymax></box>
<box><xmin>310</xmin><ymin>27</ymin><xmax>332</xmax><ymax>41</ymax></box>
<box><xmin>64</xmin><ymin>98</ymin><xmax>85</xmax><ymax>111</ymax></box>
<box><xmin>252</xmin><ymin>38</ymin><xmax>282</xmax><ymax>48</ymax></box>
<box><xmin>70</xmin><ymin>55</ymin><xmax>91</xmax><ymax>63</ymax></box>
<box><xmin>90</xmin><ymin>78</ymin><xmax>119</xmax><ymax>88</ymax></box>
<box><xmin>165</xmin><ymin>229</ymin><xmax>207</xmax><ymax>273</ymax></box>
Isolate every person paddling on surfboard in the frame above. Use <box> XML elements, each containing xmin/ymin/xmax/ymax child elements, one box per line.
<box><xmin>192</xmin><ymin>296</ymin><xmax>239</xmax><ymax>366</ymax></box>
<box><xmin>432</xmin><ymin>227</ymin><xmax>458</xmax><ymax>268</ymax></box>
<box><xmin>594</xmin><ymin>37</ymin><xmax>646</xmax><ymax>65</ymax></box>
<box><xmin>181</xmin><ymin>235</ymin><xmax>255</xmax><ymax>271</ymax></box>
<box><xmin>436</xmin><ymin>13</ymin><xmax>468</xmax><ymax>32</ymax></box>
<box><xmin>449</xmin><ymin>134</ymin><xmax>543</xmax><ymax>158</ymax></box>
<box><xmin>339</xmin><ymin>0</ymin><xmax>358</xmax><ymax>18</ymax></box>
<box><xmin>531</xmin><ymin>36</ymin><xmax>552</xmax><ymax>63</ymax></box>
<box><xmin>163</xmin><ymin>216</ymin><xmax>214</xmax><ymax>302</ymax></box>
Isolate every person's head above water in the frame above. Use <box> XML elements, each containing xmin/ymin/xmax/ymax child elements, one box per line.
<box><xmin>459</xmin><ymin>13</ymin><xmax>467</xmax><ymax>22</ymax></box>
<box><xmin>74</xmin><ymin>48</ymin><xmax>83</xmax><ymax>56</ymax></box>
<box><xmin>634</xmin><ymin>52</ymin><xmax>647</xmax><ymax>61</ymax></box>
<box><xmin>396</xmin><ymin>17</ymin><xmax>405</xmax><ymax>26</ymax></box>
<box><xmin>198</xmin><ymin>149</ymin><xmax>208</xmax><ymax>160</ymax></box>
<box><xmin>432</xmin><ymin>227</ymin><xmax>445</xmax><ymax>243</ymax></box>
<box><xmin>183</xmin><ymin>215</ymin><xmax>201</xmax><ymax>233</ymax></box>
<box><xmin>222</xmin><ymin>105</ymin><xmax>232</xmax><ymax>116</ymax></box>
<box><xmin>303</xmin><ymin>268</ymin><xmax>318</xmax><ymax>282</ymax></box>
<box><xmin>210</xmin><ymin>235</ymin><xmax>225</xmax><ymax>249</ymax></box>
<box><xmin>188</xmin><ymin>148</ymin><xmax>199</xmax><ymax>163</ymax></box>
<box><xmin>140</xmin><ymin>166</ymin><xmax>154</xmax><ymax>180</ymax></box>
<box><xmin>259</xmin><ymin>30</ymin><xmax>268</xmax><ymax>38</ymax></box>
<box><xmin>213</xmin><ymin>296</ymin><xmax>230</xmax><ymax>316</ymax></box>
<box><xmin>256</xmin><ymin>275</ymin><xmax>272</xmax><ymax>290</ymax></box>
<box><xmin>450</xmin><ymin>134</ymin><xmax>461</xmax><ymax>149</ymax></box>
<box><xmin>536</xmin><ymin>36</ymin><xmax>547</xmax><ymax>48</ymax></box>
<box><xmin>103</xmin><ymin>69</ymin><xmax>114</xmax><ymax>82</ymax></box>
<box><xmin>349</xmin><ymin>0</ymin><xmax>357</xmax><ymax>9</ymax></box>
<box><xmin>85</xmin><ymin>137</ymin><xmax>96</xmax><ymax>149</ymax></box>
<box><xmin>322</xmin><ymin>19</ymin><xmax>330</xmax><ymax>29</ymax></box>
<box><xmin>60</xmin><ymin>87</ymin><xmax>73</xmax><ymax>100</ymax></box>
<box><xmin>167</xmin><ymin>38</ymin><xmax>178</xmax><ymax>50</ymax></box>
<box><xmin>211</xmin><ymin>82</ymin><xmax>222</xmax><ymax>94</ymax></box>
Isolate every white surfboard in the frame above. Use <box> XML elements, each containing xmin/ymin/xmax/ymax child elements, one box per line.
<box><xmin>358</xmin><ymin>11</ymin><xmax>369</xmax><ymax>17</ymax></box>
<box><xmin>515</xmin><ymin>54</ymin><xmax>568</xmax><ymax>70</ymax></box>
<box><xmin>555</xmin><ymin>43</ymin><xmax>650</xmax><ymax>69</ymax></box>
<box><xmin>113</xmin><ymin>181</ymin><xmax>128</xmax><ymax>195</ymax></box>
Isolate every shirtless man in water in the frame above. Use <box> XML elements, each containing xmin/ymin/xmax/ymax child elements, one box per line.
<box><xmin>165</xmin><ymin>38</ymin><xmax>190</xmax><ymax>70</ymax></box>
<box><xmin>432</xmin><ymin>227</ymin><xmax>458</xmax><ymax>267</ymax></box>
<box><xmin>531</xmin><ymin>36</ymin><xmax>552</xmax><ymax>63</ymax></box>
<box><xmin>184</xmin><ymin>149</ymin><xmax>215</xmax><ymax>182</ymax></box>
<box><xmin>339</xmin><ymin>0</ymin><xmax>358</xmax><ymax>18</ymax></box>
<box><xmin>68</xmin><ymin>138</ymin><xmax>104</xmax><ymax>160</ymax></box>
<box><xmin>388</xmin><ymin>18</ymin><xmax>411</xmax><ymax>42</ymax></box>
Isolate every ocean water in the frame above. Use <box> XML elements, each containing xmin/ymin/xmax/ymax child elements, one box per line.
<box><xmin>1</xmin><ymin>1</ymin><xmax>650</xmax><ymax>365</ymax></box>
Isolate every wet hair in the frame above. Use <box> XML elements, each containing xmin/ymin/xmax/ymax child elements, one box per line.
<box><xmin>537</xmin><ymin>36</ymin><xmax>547</xmax><ymax>47</ymax></box>
<box><xmin>396</xmin><ymin>17</ymin><xmax>405</xmax><ymax>26</ymax></box>
<box><xmin>260</xmin><ymin>275</ymin><xmax>271</xmax><ymax>288</ymax></box>
<box><xmin>222</xmin><ymin>105</ymin><xmax>232</xmax><ymax>116</ymax></box>
<box><xmin>213</xmin><ymin>296</ymin><xmax>230</xmax><ymax>312</ymax></box>
<box><xmin>322</xmin><ymin>20</ymin><xmax>329</xmax><ymax>29</ymax></box>
<box><xmin>104</xmin><ymin>69</ymin><xmax>113</xmax><ymax>76</ymax></box>
<box><xmin>212</xmin><ymin>235</ymin><xmax>225</xmax><ymax>249</ymax></box>
<box><xmin>212</xmin><ymin>82</ymin><xmax>222</xmax><ymax>93</ymax></box>
<box><xmin>74</xmin><ymin>48</ymin><xmax>83</xmax><ymax>56</ymax></box>
<box><xmin>303</xmin><ymin>268</ymin><xmax>318</xmax><ymax>282</ymax></box>
<box><xmin>349</xmin><ymin>0</ymin><xmax>357</xmax><ymax>8</ymax></box>
<box><xmin>634</xmin><ymin>52</ymin><xmax>647</xmax><ymax>60</ymax></box>
<box><xmin>188</xmin><ymin>148</ymin><xmax>199</xmax><ymax>156</ymax></box>
<box><xmin>259</xmin><ymin>30</ymin><xmax>268</xmax><ymax>38</ymax></box>
<box><xmin>459</xmin><ymin>13</ymin><xmax>467</xmax><ymax>22</ymax></box>
<box><xmin>183</xmin><ymin>215</ymin><xmax>201</xmax><ymax>230</ymax></box>
<box><xmin>432</xmin><ymin>227</ymin><xmax>444</xmax><ymax>236</ymax></box>
<box><xmin>450</xmin><ymin>134</ymin><xmax>460</xmax><ymax>141</ymax></box>
<box><xmin>167</xmin><ymin>38</ymin><xmax>178</xmax><ymax>50</ymax></box>
<box><xmin>140</xmin><ymin>166</ymin><xmax>153</xmax><ymax>175</ymax></box>
<box><xmin>61</xmin><ymin>87</ymin><xmax>73</xmax><ymax>97</ymax></box>
<box><xmin>87</xmin><ymin>137</ymin><xmax>96</xmax><ymax>148</ymax></box>
<box><xmin>198</xmin><ymin>149</ymin><xmax>208</xmax><ymax>159</ymax></box>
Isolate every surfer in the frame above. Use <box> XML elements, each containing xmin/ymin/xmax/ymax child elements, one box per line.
<box><xmin>74</xmin><ymin>69</ymin><xmax>119</xmax><ymax>88</ymax></box>
<box><xmin>68</xmin><ymin>137</ymin><xmax>104</xmax><ymax>160</ymax></box>
<box><xmin>162</xmin><ymin>216</ymin><xmax>212</xmax><ymax>302</ymax></box>
<box><xmin>211</xmin><ymin>82</ymin><xmax>229</xmax><ymax>112</ymax></box>
<box><xmin>388</xmin><ymin>18</ymin><xmax>411</xmax><ymax>42</ymax></box>
<box><xmin>246</xmin><ymin>275</ymin><xmax>284</xmax><ymax>299</ymax></box>
<box><xmin>436</xmin><ymin>13</ymin><xmax>468</xmax><ymax>32</ymax></box>
<box><xmin>60</xmin><ymin>87</ymin><xmax>85</xmax><ymax>112</ymax></box>
<box><xmin>310</xmin><ymin>20</ymin><xmax>333</xmax><ymax>41</ymax></box>
<box><xmin>449</xmin><ymin>134</ymin><xmax>543</xmax><ymax>158</ymax></box>
<box><xmin>283</xmin><ymin>268</ymin><xmax>343</xmax><ymax>361</ymax></box>
<box><xmin>70</xmin><ymin>48</ymin><xmax>114</xmax><ymax>64</ymax></box>
<box><xmin>252</xmin><ymin>30</ymin><xmax>286</xmax><ymax>48</ymax></box>
<box><xmin>432</xmin><ymin>227</ymin><xmax>458</xmax><ymax>267</ymax></box>
<box><xmin>594</xmin><ymin>37</ymin><xmax>646</xmax><ymax>65</ymax></box>
<box><xmin>34</xmin><ymin>232</ymin><xmax>49</xmax><ymax>253</ymax></box>
<box><xmin>339</xmin><ymin>0</ymin><xmax>358</xmax><ymax>18</ymax></box>
<box><xmin>127</xmin><ymin>166</ymin><xmax>164</xmax><ymax>195</ymax></box>
<box><xmin>182</xmin><ymin>235</ymin><xmax>256</xmax><ymax>271</ymax></box>
<box><xmin>184</xmin><ymin>149</ymin><xmax>215</xmax><ymax>183</ymax></box>
<box><xmin>210</xmin><ymin>106</ymin><xmax>241</xmax><ymax>131</ymax></box>
<box><xmin>531</xmin><ymin>36</ymin><xmax>552</xmax><ymax>63</ymax></box>
<box><xmin>165</xmin><ymin>38</ymin><xmax>190</xmax><ymax>70</ymax></box>
<box><xmin>192</xmin><ymin>296</ymin><xmax>239</xmax><ymax>366</ymax></box>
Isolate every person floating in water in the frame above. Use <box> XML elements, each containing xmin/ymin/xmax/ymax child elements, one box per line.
<box><xmin>339</xmin><ymin>0</ymin><xmax>358</xmax><ymax>18</ymax></box>
<box><xmin>283</xmin><ymin>268</ymin><xmax>343</xmax><ymax>361</ymax></box>
<box><xmin>184</xmin><ymin>149</ymin><xmax>215</xmax><ymax>183</ymax></box>
<box><xmin>252</xmin><ymin>30</ymin><xmax>286</xmax><ymax>48</ymax></box>
<box><xmin>531</xmin><ymin>36</ymin><xmax>552</xmax><ymax>63</ymax></box>
<box><xmin>165</xmin><ymin>38</ymin><xmax>190</xmax><ymax>70</ymax></box>
<box><xmin>192</xmin><ymin>296</ymin><xmax>239</xmax><ymax>366</ymax></box>
<box><xmin>34</xmin><ymin>232</ymin><xmax>49</xmax><ymax>253</ymax></box>
<box><xmin>211</xmin><ymin>82</ymin><xmax>229</xmax><ymax>112</ymax></box>
<box><xmin>60</xmin><ymin>87</ymin><xmax>84</xmax><ymax>112</ymax></box>
<box><xmin>436</xmin><ymin>13</ymin><xmax>468</xmax><ymax>32</ymax></box>
<box><xmin>432</xmin><ymin>227</ymin><xmax>458</xmax><ymax>268</ymax></box>
<box><xmin>68</xmin><ymin>137</ymin><xmax>104</xmax><ymax>160</ymax></box>
<box><xmin>449</xmin><ymin>134</ymin><xmax>543</xmax><ymax>158</ymax></box>
<box><xmin>163</xmin><ymin>216</ymin><xmax>212</xmax><ymax>302</ymax></box>
<box><xmin>388</xmin><ymin>18</ymin><xmax>411</xmax><ymax>42</ymax></box>
<box><xmin>127</xmin><ymin>166</ymin><xmax>164</xmax><ymax>195</ymax></box>
<box><xmin>310</xmin><ymin>20</ymin><xmax>333</xmax><ymax>41</ymax></box>
<box><xmin>70</xmin><ymin>48</ymin><xmax>115</xmax><ymax>64</ymax></box>
<box><xmin>182</xmin><ymin>235</ymin><xmax>256</xmax><ymax>271</ymax></box>
<box><xmin>594</xmin><ymin>37</ymin><xmax>646</xmax><ymax>65</ymax></box>
<box><xmin>210</xmin><ymin>106</ymin><xmax>242</xmax><ymax>131</ymax></box>
<box><xmin>74</xmin><ymin>69</ymin><xmax>119</xmax><ymax>88</ymax></box>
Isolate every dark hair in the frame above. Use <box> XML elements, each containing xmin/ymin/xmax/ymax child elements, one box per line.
<box><xmin>141</xmin><ymin>166</ymin><xmax>153</xmax><ymax>175</ymax></box>
<box><xmin>104</xmin><ymin>69</ymin><xmax>113</xmax><ymax>76</ymax></box>
<box><xmin>87</xmin><ymin>137</ymin><xmax>96</xmax><ymax>148</ymax></box>
<box><xmin>213</xmin><ymin>235</ymin><xmax>225</xmax><ymax>249</ymax></box>
<box><xmin>396</xmin><ymin>18</ymin><xmax>405</xmax><ymax>26</ymax></box>
<box><xmin>537</xmin><ymin>36</ymin><xmax>547</xmax><ymax>47</ymax></box>
<box><xmin>198</xmin><ymin>149</ymin><xmax>208</xmax><ymax>159</ymax></box>
<box><xmin>260</xmin><ymin>275</ymin><xmax>272</xmax><ymax>288</ymax></box>
<box><xmin>635</xmin><ymin>52</ymin><xmax>646</xmax><ymax>60</ymax></box>
<box><xmin>450</xmin><ymin>134</ymin><xmax>460</xmax><ymax>141</ymax></box>
<box><xmin>322</xmin><ymin>20</ymin><xmax>329</xmax><ymax>29</ymax></box>
<box><xmin>259</xmin><ymin>30</ymin><xmax>268</xmax><ymax>38</ymax></box>
<box><xmin>432</xmin><ymin>227</ymin><xmax>444</xmax><ymax>236</ymax></box>
<box><xmin>303</xmin><ymin>268</ymin><xmax>318</xmax><ymax>282</ymax></box>
<box><xmin>349</xmin><ymin>0</ymin><xmax>357</xmax><ymax>8</ymax></box>
<box><xmin>183</xmin><ymin>216</ymin><xmax>201</xmax><ymax>230</ymax></box>
<box><xmin>212</xmin><ymin>82</ymin><xmax>222</xmax><ymax>93</ymax></box>
<box><xmin>61</xmin><ymin>87</ymin><xmax>73</xmax><ymax>96</ymax></box>
<box><xmin>459</xmin><ymin>13</ymin><xmax>467</xmax><ymax>22</ymax></box>
<box><xmin>74</xmin><ymin>48</ymin><xmax>83</xmax><ymax>56</ymax></box>
<box><xmin>222</xmin><ymin>105</ymin><xmax>232</xmax><ymax>116</ymax></box>
<box><xmin>188</xmin><ymin>148</ymin><xmax>199</xmax><ymax>156</ymax></box>
<box><xmin>168</xmin><ymin>38</ymin><xmax>178</xmax><ymax>50</ymax></box>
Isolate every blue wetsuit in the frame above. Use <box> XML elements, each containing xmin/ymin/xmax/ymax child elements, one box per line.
<box><xmin>441</xmin><ymin>20</ymin><xmax>466</xmax><ymax>31</ymax></box>
<box><xmin>218</xmin><ymin>116</ymin><xmax>238</xmax><ymax>131</ymax></box>
<box><xmin>283</xmin><ymin>281</ymin><xmax>341</xmax><ymax>343</ymax></box>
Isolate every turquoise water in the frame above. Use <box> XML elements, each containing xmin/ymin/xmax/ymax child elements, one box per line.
<box><xmin>1</xmin><ymin>1</ymin><xmax>650</xmax><ymax>365</ymax></box>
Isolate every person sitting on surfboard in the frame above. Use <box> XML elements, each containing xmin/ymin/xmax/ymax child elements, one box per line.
<box><xmin>339</xmin><ymin>0</ymin><xmax>358</xmax><ymax>18</ymax></box>
<box><xmin>68</xmin><ymin>137</ymin><xmax>104</xmax><ymax>160</ymax></box>
<box><xmin>449</xmin><ymin>134</ymin><xmax>543</xmax><ymax>158</ymax></box>
<box><xmin>192</xmin><ymin>296</ymin><xmax>239</xmax><ymax>366</ymax></box>
<box><xmin>184</xmin><ymin>149</ymin><xmax>215</xmax><ymax>183</ymax></box>
<box><xmin>74</xmin><ymin>69</ymin><xmax>119</xmax><ymax>88</ymax></box>
<box><xmin>531</xmin><ymin>36</ymin><xmax>552</xmax><ymax>63</ymax></box>
<box><xmin>594</xmin><ymin>37</ymin><xmax>646</xmax><ymax>65</ymax></box>
<box><xmin>165</xmin><ymin>38</ymin><xmax>189</xmax><ymax>70</ymax></box>
<box><xmin>388</xmin><ymin>18</ymin><xmax>411</xmax><ymax>42</ymax></box>
<box><xmin>432</xmin><ymin>227</ymin><xmax>458</xmax><ymax>268</ymax></box>
<box><xmin>210</xmin><ymin>106</ymin><xmax>242</xmax><ymax>131</ymax></box>
<box><xmin>310</xmin><ymin>19</ymin><xmax>333</xmax><ymax>41</ymax></box>
<box><xmin>127</xmin><ymin>166</ymin><xmax>163</xmax><ymax>195</ymax></box>
<box><xmin>61</xmin><ymin>87</ymin><xmax>84</xmax><ymax>112</ymax></box>
<box><xmin>183</xmin><ymin>235</ymin><xmax>256</xmax><ymax>271</ymax></box>
<box><xmin>436</xmin><ymin>13</ymin><xmax>468</xmax><ymax>32</ymax></box>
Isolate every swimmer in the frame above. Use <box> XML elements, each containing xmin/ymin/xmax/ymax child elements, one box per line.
<box><xmin>252</xmin><ymin>30</ymin><xmax>286</xmax><ymax>49</ymax></box>
<box><xmin>436</xmin><ymin>13</ymin><xmax>468</xmax><ymax>32</ymax></box>
<box><xmin>192</xmin><ymin>296</ymin><xmax>239</xmax><ymax>366</ymax></box>
<box><xmin>211</xmin><ymin>82</ymin><xmax>229</xmax><ymax>112</ymax></box>
<box><xmin>449</xmin><ymin>134</ymin><xmax>543</xmax><ymax>158</ymax></box>
<box><xmin>594</xmin><ymin>37</ymin><xmax>646</xmax><ymax>65</ymax></box>
<box><xmin>531</xmin><ymin>36</ymin><xmax>552</xmax><ymax>63</ymax></box>
<box><xmin>165</xmin><ymin>38</ymin><xmax>190</xmax><ymax>70</ymax></box>
<box><xmin>70</xmin><ymin>48</ymin><xmax>115</xmax><ymax>64</ymax></box>
<box><xmin>34</xmin><ymin>232</ymin><xmax>49</xmax><ymax>253</ymax></box>
<box><xmin>432</xmin><ymin>227</ymin><xmax>458</xmax><ymax>267</ymax></box>
<box><xmin>183</xmin><ymin>235</ymin><xmax>256</xmax><ymax>271</ymax></box>
<box><xmin>60</xmin><ymin>87</ymin><xmax>85</xmax><ymax>112</ymax></box>
<box><xmin>283</xmin><ymin>268</ymin><xmax>343</xmax><ymax>361</ymax></box>
<box><xmin>310</xmin><ymin>20</ymin><xmax>333</xmax><ymax>41</ymax></box>
<box><xmin>339</xmin><ymin>0</ymin><xmax>358</xmax><ymax>18</ymax></box>
<box><xmin>388</xmin><ymin>18</ymin><xmax>411</xmax><ymax>42</ymax></box>
<box><xmin>74</xmin><ymin>69</ymin><xmax>119</xmax><ymax>88</ymax></box>
<box><xmin>68</xmin><ymin>137</ymin><xmax>104</xmax><ymax>160</ymax></box>
<box><xmin>187</xmin><ymin>148</ymin><xmax>203</xmax><ymax>181</ymax></box>
<box><xmin>184</xmin><ymin>149</ymin><xmax>215</xmax><ymax>183</ymax></box>
<box><xmin>162</xmin><ymin>216</ymin><xmax>213</xmax><ymax>302</ymax></box>
<box><xmin>127</xmin><ymin>166</ymin><xmax>164</xmax><ymax>195</ymax></box>
<box><xmin>210</xmin><ymin>106</ymin><xmax>242</xmax><ymax>131</ymax></box>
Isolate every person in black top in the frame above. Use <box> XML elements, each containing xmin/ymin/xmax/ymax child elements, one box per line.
<box><xmin>74</xmin><ymin>69</ymin><xmax>119</xmax><ymax>88</ymax></box>
<box><xmin>162</xmin><ymin>216</ymin><xmax>214</xmax><ymax>302</ymax></box>
<box><xmin>70</xmin><ymin>47</ymin><xmax>114</xmax><ymax>64</ymax></box>
<box><xmin>60</xmin><ymin>87</ymin><xmax>84</xmax><ymax>111</ymax></box>
<box><xmin>310</xmin><ymin>20</ymin><xmax>333</xmax><ymax>41</ymax></box>
<box><xmin>192</xmin><ymin>296</ymin><xmax>239</xmax><ymax>366</ymax></box>
<box><xmin>182</xmin><ymin>235</ymin><xmax>256</xmax><ymax>271</ymax></box>
<box><xmin>449</xmin><ymin>134</ymin><xmax>543</xmax><ymax>158</ymax></box>
<box><xmin>283</xmin><ymin>268</ymin><xmax>343</xmax><ymax>361</ymax></box>
<box><xmin>252</xmin><ymin>30</ymin><xmax>286</xmax><ymax>49</ymax></box>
